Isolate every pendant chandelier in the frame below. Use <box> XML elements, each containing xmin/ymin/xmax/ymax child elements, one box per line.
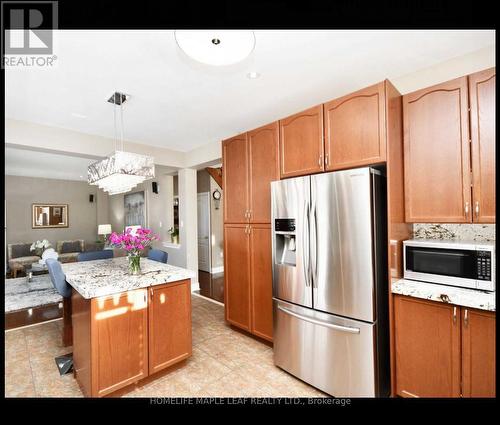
<box><xmin>88</xmin><ymin>92</ymin><xmax>155</xmax><ymax>195</ymax></box>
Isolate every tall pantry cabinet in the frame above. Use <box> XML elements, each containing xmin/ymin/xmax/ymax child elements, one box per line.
<box><xmin>223</xmin><ymin>122</ymin><xmax>279</xmax><ymax>341</ymax></box>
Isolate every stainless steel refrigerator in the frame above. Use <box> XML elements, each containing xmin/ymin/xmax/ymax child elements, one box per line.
<box><xmin>271</xmin><ymin>166</ymin><xmax>389</xmax><ymax>397</ymax></box>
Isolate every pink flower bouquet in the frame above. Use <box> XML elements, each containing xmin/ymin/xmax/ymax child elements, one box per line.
<box><xmin>109</xmin><ymin>227</ymin><xmax>159</xmax><ymax>274</ymax></box>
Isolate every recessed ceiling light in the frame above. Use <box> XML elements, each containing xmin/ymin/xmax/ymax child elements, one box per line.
<box><xmin>246</xmin><ymin>72</ymin><xmax>261</xmax><ymax>79</ymax></box>
<box><xmin>71</xmin><ymin>112</ymin><xmax>87</xmax><ymax>119</ymax></box>
<box><xmin>174</xmin><ymin>30</ymin><xmax>255</xmax><ymax>66</ymax></box>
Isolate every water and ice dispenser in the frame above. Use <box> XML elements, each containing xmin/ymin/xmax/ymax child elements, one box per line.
<box><xmin>274</xmin><ymin>219</ymin><xmax>296</xmax><ymax>266</ymax></box>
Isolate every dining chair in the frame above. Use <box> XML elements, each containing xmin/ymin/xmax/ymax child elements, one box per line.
<box><xmin>46</xmin><ymin>258</ymin><xmax>73</xmax><ymax>354</ymax></box>
<box><xmin>77</xmin><ymin>249</ymin><xmax>114</xmax><ymax>262</ymax></box>
<box><xmin>148</xmin><ymin>249</ymin><xmax>168</xmax><ymax>264</ymax></box>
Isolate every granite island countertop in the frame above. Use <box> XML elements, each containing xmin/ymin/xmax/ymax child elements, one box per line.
<box><xmin>392</xmin><ymin>278</ymin><xmax>495</xmax><ymax>312</ymax></box>
<box><xmin>62</xmin><ymin>257</ymin><xmax>196</xmax><ymax>299</ymax></box>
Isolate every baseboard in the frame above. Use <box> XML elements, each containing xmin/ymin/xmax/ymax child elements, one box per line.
<box><xmin>211</xmin><ymin>266</ymin><xmax>224</xmax><ymax>274</ymax></box>
<box><xmin>190</xmin><ymin>279</ymin><xmax>200</xmax><ymax>293</ymax></box>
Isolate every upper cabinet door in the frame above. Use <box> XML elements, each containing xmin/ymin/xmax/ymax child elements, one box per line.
<box><xmin>223</xmin><ymin>133</ymin><xmax>249</xmax><ymax>223</ymax></box>
<box><xmin>248</xmin><ymin>122</ymin><xmax>279</xmax><ymax>223</ymax></box>
<box><xmin>279</xmin><ymin>105</ymin><xmax>324</xmax><ymax>178</ymax></box>
<box><xmin>469</xmin><ymin>68</ymin><xmax>496</xmax><ymax>223</ymax></box>
<box><xmin>324</xmin><ymin>82</ymin><xmax>387</xmax><ymax>171</ymax></box>
<box><xmin>403</xmin><ymin>77</ymin><xmax>471</xmax><ymax>223</ymax></box>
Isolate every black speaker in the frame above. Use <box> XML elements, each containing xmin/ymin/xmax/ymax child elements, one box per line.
<box><xmin>152</xmin><ymin>181</ymin><xmax>158</xmax><ymax>194</ymax></box>
<box><xmin>89</xmin><ymin>194</ymin><xmax>94</xmax><ymax>203</ymax></box>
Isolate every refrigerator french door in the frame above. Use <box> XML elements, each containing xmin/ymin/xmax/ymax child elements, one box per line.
<box><xmin>271</xmin><ymin>167</ymin><xmax>389</xmax><ymax>397</ymax></box>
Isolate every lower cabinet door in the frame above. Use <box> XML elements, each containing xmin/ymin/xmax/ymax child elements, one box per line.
<box><xmin>149</xmin><ymin>280</ymin><xmax>192</xmax><ymax>375</ymax></box>
<box><xmin>91</xmin><ymin>289</ymin><xmax>149</xmax><ymax>397</ymax></box>
<box><xmin>250</xmin><ymin>224</ymin><xmax>273</xmax><ymax>341</ymax></box>
<box><xmin>394</xmin><ymin>295</ymin><xmax>461</xmax><ymax>397</ymax></box>
<box><xmin>461</xmin><ymin>308</ymin><xmax>496</xmax><ymax>397</ymax></box>
<box><xmin>224</xmin><ymin>224</ymin><xmax>251</xmax><ymax>331</ymax></box>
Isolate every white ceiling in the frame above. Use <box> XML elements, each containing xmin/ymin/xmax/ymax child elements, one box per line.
<box><xmin>5</xmin><ymin>30</ymin><xmax>495</xmax><ymax>153</ymax></box>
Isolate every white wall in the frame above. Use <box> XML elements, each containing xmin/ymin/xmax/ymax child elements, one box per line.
<box><xmin>392</xmin><ymin>45</ymin><xmax>495</xmax><ymax>94</ymax></box>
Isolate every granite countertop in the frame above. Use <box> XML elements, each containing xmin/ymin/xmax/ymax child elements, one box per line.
<box><xmin>392</xmin><ymin>278</ymin><xmax>496</xmax><ymax>312</ymax></box>
<box><xmin>62</xmin><ymin>257</ymin><xmax>196</xmax><ymax>299</ymax></box>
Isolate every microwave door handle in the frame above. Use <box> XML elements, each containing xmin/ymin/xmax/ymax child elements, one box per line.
<box><xmin>277</xmin><ymin>305</ymin><xmax>360</xmax><ymax>334</ymax></box>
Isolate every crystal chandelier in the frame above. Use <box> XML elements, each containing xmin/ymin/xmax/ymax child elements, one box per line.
<box><xmin>88</xmin><ymin>92</ymin><xmax>155</xmax><ymax>195</ymax></box>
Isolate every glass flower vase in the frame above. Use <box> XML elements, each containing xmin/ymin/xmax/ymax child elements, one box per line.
<box><xmin>128</xmin><ymin>254</ymin><xmax>141</xmax><ymax>275</ymax></box>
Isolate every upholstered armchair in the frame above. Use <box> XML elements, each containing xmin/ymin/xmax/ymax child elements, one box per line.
<box><xmin>7</xmin><ymin>243</ymin><xmax>41</xmax><ymax>277</ymax></box>
<box><xmin>56</xmin><ymin>239</ymin><xmax>85</xmax><ymax>263</ymax></box>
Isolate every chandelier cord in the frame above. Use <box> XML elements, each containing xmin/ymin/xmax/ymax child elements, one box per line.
<box><xmin>120</xmin><ymin>94</ymin><xmax>124</xmax><ymax>151</ymax></box>
<box><xmin>113</xmin><ymin>94</ymin><xmax>118</xmax><ymax>152</ymax></box>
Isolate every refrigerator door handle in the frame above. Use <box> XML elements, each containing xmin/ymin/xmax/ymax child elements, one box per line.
<box><xmin>302</xmin><ymin>200</ymin><xmax>311</xmax><ymax>287</ymax></box>
<box><xmin>311</xmin><ymin>204</ymin><xmax>318</xmax><ymax>288</ymax></box>
<box><xmin>277</xmin><ymin>305</ymin><xmax>361</xmax><ymax>334</ymax></box>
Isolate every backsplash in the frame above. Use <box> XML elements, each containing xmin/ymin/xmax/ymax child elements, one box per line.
<box><xmin>412</xmin><ymin>224</ymin><xmax>495</xmax><ymax>242</ymax></box>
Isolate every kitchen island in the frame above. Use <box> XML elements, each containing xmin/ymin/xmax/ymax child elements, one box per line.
<box><xmin>62</xmin><ymin>257</ymin><xmax>196</xmax><ymax>397</ymax></box>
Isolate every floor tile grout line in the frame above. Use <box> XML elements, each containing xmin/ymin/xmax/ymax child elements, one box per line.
<box><xmin>23</xmin><ymin>329</ymin><xmax>39</xmax><ymax>396</ymax></box>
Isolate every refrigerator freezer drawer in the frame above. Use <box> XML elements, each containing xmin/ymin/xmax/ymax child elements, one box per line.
<box><xmin>273</xmin><ymin>299</ymin><xmax>377</xmax><ymax>397</ymax></box>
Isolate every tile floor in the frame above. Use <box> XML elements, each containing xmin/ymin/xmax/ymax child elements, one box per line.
<box><xmin>5</xmin><ymin>294</ymin><xmax>327</xmax><ymax>398</ymax></box>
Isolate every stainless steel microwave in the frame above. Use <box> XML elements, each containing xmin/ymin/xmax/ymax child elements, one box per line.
<box><xmin>403</xmin><ymin>239</ymin><xmax>495</xmax><ymax>292</ymax></box>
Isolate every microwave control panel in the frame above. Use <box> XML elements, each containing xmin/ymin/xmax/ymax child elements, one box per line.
<box><xmin>477</xmin><ymin>251</ymin><xmax>492</xmax><ymax>281</ymax></box>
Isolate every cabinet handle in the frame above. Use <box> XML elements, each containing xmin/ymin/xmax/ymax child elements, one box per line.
<box><xmin>475</xmin><ymin>201</ymin><xmax>479</xmax><ymax>219</ymax></box>
<box><xmin>325</xmin><ymin>154</ymin><xmax>329</xmax><ymax>166</ymax></box>
<box><xmin>464</xmin><ymin>202</ymin><xmax>469</xmax><ymax>218</ymax></box>
<box><xmin>464</xmin><ymin>309</ymin><xmax>469</xmax><ymax>327</ymax></box>
<box><xmin>318</xmin><ymin>155</ymin><xmax>323</xmax><ymax>167</ymax></box>
<box><xmin>453</xmin><ymin>306</ymin><xmax>457</xmax><ymax>324</ymax></box>
<box><xmin>248</xmin><ymin>210</ymin><xmax>252</xmax><ymax>219</ymax></box>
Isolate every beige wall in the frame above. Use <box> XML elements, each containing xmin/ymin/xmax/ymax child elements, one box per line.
<box><xmin>108</xmin><ymin>165</ymin><xmax>174</xmax><ymax>249</ymax></box>
<box><xmin>5</xmin><ymin>175</ymin><xmax>109</xmax><ymax>248</ymax></box>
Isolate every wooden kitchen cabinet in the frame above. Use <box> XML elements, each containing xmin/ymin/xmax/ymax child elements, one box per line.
<box><xmin>469</xmin><ymin>68</ymin><xmax>496</xmax><ymax>223</ymax></box>
<box><xmin>394</xmin><ymin>295</ymin><xmax>461</xmax><ymax>398</ymax></box>
<box><xmin>72</xmin><ymin>280</ymin><xmax>192</xmax><ymax>397</ymax></box>
<box><xmin>461</xmin><ymin>308</ymin><xmax>496</xmax><ymax>397</ymax></box>
<box><xmin>223</xmin><ymin>133</ymin><xmax>249</xmax><ymax>223</ymax></box>
<box><xmin>148</xmin><ymin>280</ymin><xmax>192</xmax><ymax>375</ymax></box>
<box><xmin>91</xmin><ymin>289</ymin><xmax>149</xmax><ymax>397</ymax></box>
<box><xmin>248</xmin><ymin>122</ymin><xmax>280</xmax><ymax>223</ymax></box>
<box><xmin>403</xmin><ymin>77</ymin><xmax>471</xmax><ymax>223</ymax></box>
<box><xmin>394</xmin><ymin>295</ymin><xmax>496</xmax><ymax>398</ymax></box>
<box><xmin>279</xmin><ymin>105</ymin><xmax>324</xmax><ymax>178</ymax></box>
<box><xmin>249</xmin><ymin>224</ymin><xmax>273</xmax><ymax>341</ymax></box>
<box><xmin>324</xmin><ymin>81</ymin><xmax>387</xmax><ymax>171</ymax></box>
<box><xmin>224</xmin><ymin>224</ymin><xmax>251</xmax><ymax>331</ymax></box>
<box><xmin>223</xmin><ymin>122</ymin><xmax>278</xmax><ymax>340</ymax></box>
<box><xmin>224</xmin><ymin>223</ymin><xmax>274</xmax><ymax>341</ymax></box>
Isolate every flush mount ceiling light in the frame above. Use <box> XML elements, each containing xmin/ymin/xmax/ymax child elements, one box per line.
<box><xmin>174</xmin><ymin>30</ymin><xmax>256</xmax><ymax>66</ymax></box>
<box><xmin>246</xmin><ymin>71</ymin><xmax>261</xmax><ymax>79</ymax></box>
<box><xmin>87</xmin><ymin>92</ymin><xmax>155</xmax><ymax>195</ymax></box>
